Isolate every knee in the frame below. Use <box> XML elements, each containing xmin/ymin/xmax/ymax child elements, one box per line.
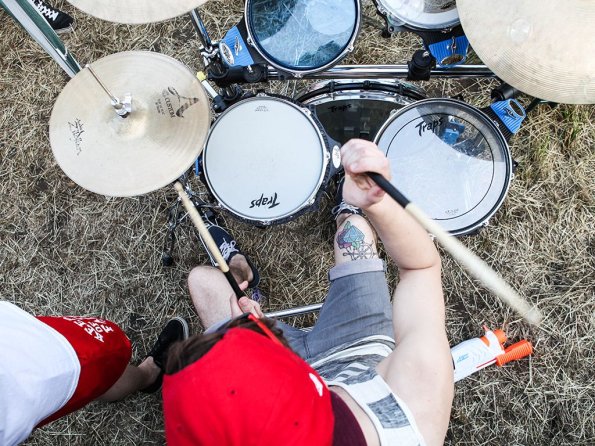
<box><xmin>187</xmin><ymin>266</ymin><xmax>220</xmax><ymax>301</ymax></box>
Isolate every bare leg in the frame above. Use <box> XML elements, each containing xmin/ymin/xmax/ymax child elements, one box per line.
<box><xmin>97</xmin><ymin>357</ymin><xmax>160</xmax><ymax>402</ymax></box>
<box><xmin>188</xmin><ymin>254</ymin><xmax>252</xmax><ymax>328</ymax></box>
<box><xmin>334</xmin><ymin>214</ymin><xmax>378</xmax><ymax>266</ymax></box>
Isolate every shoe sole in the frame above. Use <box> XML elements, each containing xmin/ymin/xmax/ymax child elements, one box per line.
<box><xmin>170</xmin><ymin>316</ymin><xmax>190</xmax><ymax>341</ymax></box>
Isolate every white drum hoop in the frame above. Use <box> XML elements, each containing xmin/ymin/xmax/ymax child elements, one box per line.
<box><xmin>245</xmin><ymin>0</ymin><xmax>361</xmax><ymax>77</ymax></box>
<box><xmin>202</xmin><ymin>94</ymin><xmax>333</xmax><ymax>226</ymax></box>
<box><xmin>374</xmin><ymin>98</ymin><xmax>513</xmax><ymax>236</ymax></box>
<box><xmin>298</xmin><ymin>80</ymin><xmax>427</xmax><ymax>144</ymax></box>
<box><xmin>375</xmin><ymin>0</ymin><xmax>459</xmax><ymax>30</ymax></box>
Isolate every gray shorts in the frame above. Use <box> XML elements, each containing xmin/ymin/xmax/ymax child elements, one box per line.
<box><xmin>277</xmin><ymin>258</ymin><xmax>394</xmax><ymax>361</ymax></box>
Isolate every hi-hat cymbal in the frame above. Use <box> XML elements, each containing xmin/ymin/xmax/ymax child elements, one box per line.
<box><xmin>49</xmin><ymin>51</ymin><xmax>211</xmax><ymax>197</ymax></box>
<box><xmin>66</xmin><ymin>0</ymin><xmax>208</xmax><ymax>24</ymax></box>
<box><xmin>457</xmin><ymin>0</ymin><xmax>595</xmax><ymax>104</ymax></box>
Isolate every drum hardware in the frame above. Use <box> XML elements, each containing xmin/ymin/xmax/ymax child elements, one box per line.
<box><xmin>85</xmin><ymin>64</ymin><xmax>131</xmax><ymax>118</ymax></box>
<box><xmin>267</xmin><ymin>64</ymin><xmax>494</xmax><ymax>80</ymax></box>
<box><xmin>457</xmin><ymin>0</ymin><xmax>595</xmax><ymax>104</ymax></box>
<box><xmin>49</xmin><ymin>51</ymin><xmax>211</xmax><ymax>197</ymax></box>
<box><xmin>373</xmin><ymin>0</ymin><xmax>470</xmax><ymax>67</ymax></box>
<box><xmin>64</xmin><ymin>0</ymin><xmax>209</xmax><ymax>24</ymax></box>
<box><xmin>407</xmin><ymin>50</ymin><xmax>436</xmax><ymax>81</ymax></box>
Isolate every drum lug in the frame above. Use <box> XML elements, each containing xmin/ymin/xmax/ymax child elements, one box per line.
<box><xmin>246</xmin><ymin>36</ymin><xmax>254</xmax><ymax>47</ymax></box>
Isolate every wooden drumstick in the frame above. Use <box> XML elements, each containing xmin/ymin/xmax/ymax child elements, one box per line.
<box><xmin>174</xmin><ymin>182</ymin><xmax>246</xmax><ymax>298</ymax></box>
<box><xmin>366</xmin><ymin>172</ymin><xmax>543</xmax><ymax>326</ymax></box>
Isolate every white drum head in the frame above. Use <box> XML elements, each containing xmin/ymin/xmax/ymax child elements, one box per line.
<box><xmin>375</xmin><ymin>99</ymin><xmax>512</xmax><ymax>235</ymax></box>
<box><xmin>203</xmin><ymin>96</ymin><xmax>328</xmax><ymax>224</ymax></box>
<box><xmin>378</xmin><ymin>0</ymin><xmax>459</xmax><ymax>29</ymax></box>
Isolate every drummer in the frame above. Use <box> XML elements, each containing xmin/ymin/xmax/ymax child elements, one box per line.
<box><xmin>163</xmin><ymin>139</ymin><xmax>454</xmax><ymax>445</ymax></box>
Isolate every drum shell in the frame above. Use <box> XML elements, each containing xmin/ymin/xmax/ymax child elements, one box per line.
<box><xmin>202</xmin><ymin>94</ymin><xmax>334</xmax><ymax>226</ymax></box>
<box><xmin>298</xmin><ymin>80</ymin><xmax>427</xmax><ymax>144</ymax></box>
<box><xmin>374</xmin><ymin>98</ymin><xmax>513</xmax><ymax>236</ymax></box>
<box><xmin>374</xmin><ymin>0</ymin><xmax>460</xmax><ymax>31</ymax></box>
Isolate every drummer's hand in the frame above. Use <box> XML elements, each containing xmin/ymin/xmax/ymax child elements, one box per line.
<box><xmin>229</xmin><ymin>288</ymin><xmax>264</xmax><ymax>319</ymax></box>
<box><xmin>341</xmin><ymin>139</ymin><xmax>391</xmax><ymax>210</ymax></box>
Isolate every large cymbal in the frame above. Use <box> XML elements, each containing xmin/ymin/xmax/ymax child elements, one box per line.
<box><xmin>50</xmin><ymin>51</ymin><xmax>211</xmax><ymax>197</ymax></box>
<box><xmin>457</xmin><ymin>0</ymin><xmax>595</xmax><ymax>104</ymax></box>
<box><xmin>66</xmin><ymin>0</ymin><xmax>208</xmax><ymax>24</ymax></box>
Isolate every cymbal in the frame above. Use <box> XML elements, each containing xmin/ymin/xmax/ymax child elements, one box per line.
<box><xmin>49</xmin><ymin>51</ymin><xmax>211</xmax><ymax>197</ymax></box>
<box><xmin>66</xmin><ymin>0</ymin><xmax>208</xmax><ymax>24</ymax></box>
<box><xmin>457</xmin><ymin>0</ymin><xmax>595</xmax><ymax>104</ymax></box>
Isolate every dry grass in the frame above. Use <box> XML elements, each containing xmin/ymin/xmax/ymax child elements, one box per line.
<box><xmin>1</xmin><ymin>0</ymin><xmax>594</xmax><ymax>445</ymax></box>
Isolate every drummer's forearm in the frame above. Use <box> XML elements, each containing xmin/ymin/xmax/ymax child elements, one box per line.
<box><xmin>365</xmin><ymin>195</ymin><xmax>440</xmax><ymax>271</ymax></box>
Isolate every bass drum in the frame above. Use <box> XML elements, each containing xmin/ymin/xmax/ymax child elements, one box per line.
<box><xmin>297</xmin><ymin>80</ymin><xmax>426</xmax><ymax>144</ymax></box>
<box><xmin>202</xmin><ymin>94</ymin><xmax>339</xmax><ymax>226</ymax></box>
<box><xmin>374</xmin><ymin>98</ymin><xmax>513</xmax><ymax>236</ymax></box>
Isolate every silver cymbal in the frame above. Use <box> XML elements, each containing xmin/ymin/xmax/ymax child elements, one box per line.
<box><xmin>457</xmin><ymin>0</ymin><xmax>595</xmax><ymax>104</ymax></box>
<box><xmin>66</xmin><ymin>0</ymin><xmax>208</xmax><ymax>24</ymax></box>
<box><xmin>49</xmin><ymin>51</ymin><xmax>211</xmax><ymax>197</ymax></box>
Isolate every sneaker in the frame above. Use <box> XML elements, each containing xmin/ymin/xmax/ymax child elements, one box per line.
<box><xmin>331</xmin><ymin>177</ymin><xmax>363</xmax><ymax>220</ymax></box>
<box><xmin>141</xmin><ymin>317</ymin><xmax>189</xmax><ymax>393</ymax></box>
<box><xmin>30</xmin><ymin>0</ymin><xmax>74</xmax><ymax>33</ymax></box>
<box><xmin>198</xmin><ymin>216</ymin><xmax>260</xmax><ymax>288</ymax></box>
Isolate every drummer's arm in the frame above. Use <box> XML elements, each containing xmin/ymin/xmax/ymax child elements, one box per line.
<box><xmin>341</xmin><ymin>140</ymin><xmax>453</xmax><ymax>446</ymax></box>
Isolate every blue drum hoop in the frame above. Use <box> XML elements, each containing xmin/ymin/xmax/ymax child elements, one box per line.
<box><xmin>374</xmin><ymin>98</ymin><xmax>513</xmax><ymax>236</ymax></box>
<box><xmin>244</xmin><ymin>0</ymin><xmax>361</xmax><ymax>77</ymax></box>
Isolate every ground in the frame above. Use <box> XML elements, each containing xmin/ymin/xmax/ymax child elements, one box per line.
<box><xmin>0</xmin><ymin>0</ymin><xmax>594</xmax><ymax>445</ymax></box>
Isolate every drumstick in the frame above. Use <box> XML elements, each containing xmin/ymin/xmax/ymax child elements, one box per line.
<box><xmin>366</xmin><ymin>172</ymin><xmax>543</xmax><ymax>326</ymax></box>
<box><xmin>173</xmin><ymin>182</ymin><xmax>246</xmax><ymax>298</ymax></box>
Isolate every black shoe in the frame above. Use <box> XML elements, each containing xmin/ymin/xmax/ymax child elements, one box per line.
<box><xmin>331</xmin><ymin>177</ymin><xmax>363</xmax><ymax>221</ymax></box>
<box><xmin>141</xmin><ymin>317</ymin><xmax>189</xmax><ymax>393</ymax></box>
<box><xmin>31</xmin><ymin>0</ymin><xmax>74</xmax><ymax>33</ymax></box>
<box><xmin>198</xmin><ymin>216</ymin><xmax>260</xmax><ymax>288</ymax></box>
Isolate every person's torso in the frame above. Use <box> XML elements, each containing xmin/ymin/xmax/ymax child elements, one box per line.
<box><xmin>0</xmin><ymin>302</ymin><xmax>80</xmax><ymax>446</ymax></box>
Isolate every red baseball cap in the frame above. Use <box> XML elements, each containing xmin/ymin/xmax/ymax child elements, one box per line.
<box><xmin>162</xmin><ymin>327</ymin><xmax>334</xmax><ymax>445</ymax></box>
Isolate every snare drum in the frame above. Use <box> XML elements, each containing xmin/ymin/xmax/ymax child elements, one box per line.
<box><xmin>202</xmin><ymin>94</ymin><xmax>339</xmax><ymax>226</ymax></box>
<box><xmin>374</xmin><ymin>0</ymin><xmax>469</xmax><ymax>66</ymax></box>
<box><xmin>374</xmin><ymin>98</ymin><xmax>514</xmax><ymax>236</ymax></box>
<box><xmin>241</xmin><ymin>0</ymin><xmax>360</xmax><ymax>77</ymax></box>
<box><xmin>298</xmin><ymin>80</ymin><xmax>426</xmax><ymax>144</ymax></box>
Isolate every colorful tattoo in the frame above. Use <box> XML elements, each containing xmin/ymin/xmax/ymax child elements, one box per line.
<box><xmin>336</xmin><ymin>221</ymin><xmax>377</xmax><ymax>260</ymax></box>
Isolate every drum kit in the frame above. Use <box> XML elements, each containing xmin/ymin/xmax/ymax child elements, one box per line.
<box><xmin>43</xmin><ymin>0</ymin><xmax>593</xmax><ymax>322</ymax></box>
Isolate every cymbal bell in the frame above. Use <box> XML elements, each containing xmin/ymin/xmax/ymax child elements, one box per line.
<box><xmin>457</xmin><ymin>0</ymin><xmax>595</xmax><ymax>104</ymax></box>
<box><xmin>49</xmin><ymin>51</ymin><xmax>211</xmax><ymax>197</ymax></box>
<box><xmin>66</xmin><ymin>0</ymin><xmax>208</xmax><ymax>24</ymax></box>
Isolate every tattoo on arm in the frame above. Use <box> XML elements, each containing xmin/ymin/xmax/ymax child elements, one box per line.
<box><xmin>336</xmin><ymin>221</ymin><xmax>378</xmax><ymax>260</ymax></box>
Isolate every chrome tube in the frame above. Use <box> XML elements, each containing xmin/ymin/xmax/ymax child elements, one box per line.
<box><xmin>265</xmin><ymin>303</ymin><xmax>323</xmax><ymax>319</ymax></box>
<box><xmin>268</xmin><ymin>64</ymin><xmax>494</xmax><ymax>80</ymax></box>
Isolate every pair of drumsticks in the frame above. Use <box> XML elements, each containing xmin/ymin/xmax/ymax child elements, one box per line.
<box><xmin>174</xmin><ymin>172</ymin><xmax>542</xmax><ymax>326</ymax></box>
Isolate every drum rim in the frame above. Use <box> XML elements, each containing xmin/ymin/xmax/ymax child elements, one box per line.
<box><xmin>297</xmin><ymin>79</ymin><xmax>427</xmax><ymax>104</ymax></box>
<box><xmin>244</xmin><ymin>0</ymin><xmax>362</xmax><ymax>77</ymax></box>
<box><xmin>375</xmin><ymin>0</ymin><xmax>460</xmax><ymax>30</ymax></box>
<box><xmin>202</xmin><ymin>94</ymin><xmax>332</xmax><ymax>225</ymax></box>
<box><xmin>373</xmin><ymin>97</ymin><xmax>513</xmax><ymax>236</ymax></box>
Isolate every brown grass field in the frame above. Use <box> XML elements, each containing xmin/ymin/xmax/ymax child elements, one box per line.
<box><xmin>1</xmin><ymin>0</ymin><xmax>594</xmax><ymax>444</ymax></box>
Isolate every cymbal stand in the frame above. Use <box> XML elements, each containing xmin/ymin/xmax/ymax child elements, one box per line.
<box><xmin>162</xmin><ymin>171</ymin><xmax>219</xmax><ymax>266</ymax></box>
<box><xmin>85</xmin><ymin>64</ymin><xmax>131</xmax><ymax>117</ymax></box>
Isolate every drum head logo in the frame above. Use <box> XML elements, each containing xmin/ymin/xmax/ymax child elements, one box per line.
<box><xmin>154</xmin><ymin>87</ymin><xmax>200</xmax><ymax>118</ymax></box>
